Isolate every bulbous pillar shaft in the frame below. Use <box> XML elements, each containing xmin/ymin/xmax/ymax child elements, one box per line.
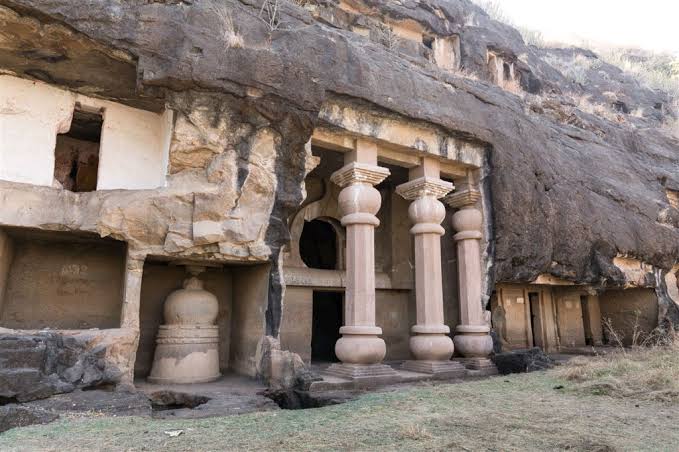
<box><xmin>396</xmin><ymin>177</ymin><xmax>453</xmax><ymax>358</ymax></box>
<box><xmin>329</xmin><ymin>161</ymin><xmax>391</xmax><ymax>367</ymax></box>
<box><xmin>446</xmin><ymin>189</ymin><xmax>495</xmax><ymax>371</ymax></box>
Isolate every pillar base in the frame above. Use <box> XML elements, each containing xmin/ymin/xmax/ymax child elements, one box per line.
<box><xmin>402</xmin><ymin>360</ymin><xmax>466</xmax><ymax>378</ymax></box>
<box><xmin>457</xmin><ymin>357</ymin><xmax>498</xmax><ymax>376</ymax></box>
<box><xmin>409</xmin><ymin>329</ymin><xmax>454</xmax><ymax>361</ymax></box>
<box><xmin>335</xmin><ymin>329</ymin><xmax>387</xmax><ymax>365</ymax></box>
<box><xmin>453</xmin><ymin>325</ymin><xmax>493</xmax><ymax>358</ymax></box>
<box><xmin>148</xmin><ymin>325</ymin><xmax>221</xmax><ymax>384</ymax></box>
<box><xmin>324</xmin><ymin>363</ymin><xmax>398</xmax><ymax>384</ymax></box>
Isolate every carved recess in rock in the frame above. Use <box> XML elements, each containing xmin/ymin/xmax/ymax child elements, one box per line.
<box><xmin>148</xmin><ymin>266</ymin><xmax>221</xmax><ymax>384</ymax></box>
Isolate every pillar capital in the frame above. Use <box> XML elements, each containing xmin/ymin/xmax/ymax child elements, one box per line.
<box><xmin>330</xmin><ymin>162</ymin><xmax>390</xmax><ymax>188</ymax></box>
<box><xmin>448</xmin><ymin>188</ymin><xmax>483</xmax><ymax>241</ymax></box>
<box><xmin>395</xmin><ymin>176</ymin><xmax>453</xmax><ymax>201</ymax></box>
<box><xmin>443</xmin><ymin>188</ymin><xmax>481</xmax><ymax>209</ymax></box>
<box><xmin>396</xmin><ymin>177</ymin><xmax>452</xmax><ymax>237</ymax></box>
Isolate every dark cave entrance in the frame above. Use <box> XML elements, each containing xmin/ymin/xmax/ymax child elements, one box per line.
<box><xmin>311</xmin><ymin>291</ymin><xmax>343</xmax><ymax>363</ymax></box>
<box><xmin>299</xmin><ymin>219</ymin><xmax>338</xmax><ymax>270</ymax></box>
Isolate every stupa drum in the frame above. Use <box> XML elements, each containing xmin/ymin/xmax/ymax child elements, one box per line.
<box><xmin>148</xmin><ymin>270</ymin><xmax>221</xmax><ymax>384</ymax></box>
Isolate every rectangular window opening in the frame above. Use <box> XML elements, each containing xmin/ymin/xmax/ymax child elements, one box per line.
<box><xmin>54</xmin><ymin>105</ymin><xmax>103</xmax><ymax>192</ymax></box>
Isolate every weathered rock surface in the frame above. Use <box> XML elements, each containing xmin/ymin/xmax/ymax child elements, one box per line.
<box><xmin>1</xmin><ymin>0</ymin><xmax>676</xmax><ymax>319</ymax></box>
<box><xmin>0</xmin><ymin>389</ymin><xmax>152</xmax><ymax>432</ymax></box>
<box><xmin>0</xmin><ymin>328</ymin><xmax>137</xmax><ymax>403</ymax></box>
<box><xmin>256</xmin><ymin>336</ymin><xmax>320</xmax><ymax>390</ymax></box>
<box><xmin>0</xmin><ymin>404</ymin><xmax>58</xmax><ymax>433</ymax></box>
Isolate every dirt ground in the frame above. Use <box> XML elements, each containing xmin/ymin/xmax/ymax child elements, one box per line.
<box><xmin>1</xmin><ymin>365</ymin><xmax>677</xmax><ymax>452</ymax></box>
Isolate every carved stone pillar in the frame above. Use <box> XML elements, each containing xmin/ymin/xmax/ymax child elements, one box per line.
<box><xmin>119</xmin><ymin>250</ymin><xmax>145</xmax><ymax>386</ymax></box>
<box><xmin>445</xmin><ymin>187</ymin><xmax>497</xmax><ymax>375</ymax></box>
<box><xmin>324</xmin><ymin>140</ymin><xmax>397</xmax><ymax>381</ymax></box>
<box><xmin>396</xmin><ymin>163</ymin><xmax>465</xmax><ymax>377</ymax></box>
<box><xmin>120</xmin><ymin>252</ymin><xmax>145</xmax><ymax>330</ymax></box>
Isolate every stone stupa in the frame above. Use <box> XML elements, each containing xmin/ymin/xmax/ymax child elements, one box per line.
<box><xmin>148</xmin><ymin>265</ymin><xmax>221</xmax><ymax>384</ymax></box>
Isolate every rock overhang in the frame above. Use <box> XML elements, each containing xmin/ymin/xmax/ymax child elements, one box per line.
<box><xmin>0</xmin><ymin>0</ymin><xmax>677</xmax><ymax>293</ymax></box>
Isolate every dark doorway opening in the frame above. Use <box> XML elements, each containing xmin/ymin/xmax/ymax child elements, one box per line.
<box><xmin>528</xmin><ymin>292</ymin><xmax>540</xmax><ymax>347</ymax></box>
<box><xmin>311</xmin><ymin>291</ymin><xmax>343</xmax><ymax>363</ymax></box>
<box><xmin>54</xmin><ymin>106</ymin><xmax>103</xmax><ymax>192</ymax></box>
<box><xmin>299</xmin><ymin>219</ymin><xmax>337</xmax><ymax>270</ymax></box>
<box><xmin>503</xmin><ymin>62</ymin><xmax>512</xmax><ymax>81</ymax></box>
<box><xmin>580</xmin><ymin>295</ymin><xmax>593</xmax><ymax>346</ymax></box>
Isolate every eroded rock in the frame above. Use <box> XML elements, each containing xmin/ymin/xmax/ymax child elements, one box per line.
<box><xmin>0</xmin><ymin>328</ymin><xmax>137</xmax><ymax>403</ymax></box>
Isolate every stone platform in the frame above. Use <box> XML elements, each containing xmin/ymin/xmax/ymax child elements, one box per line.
<box><xmin>136</xmin><ymin>373</ymin><xmax>278</xmax><ymax>419</ymax></box>
<box><xmin>310</xmin><ymin>360</ymin><xmax>496</xmax><ymax>392</ymax></box>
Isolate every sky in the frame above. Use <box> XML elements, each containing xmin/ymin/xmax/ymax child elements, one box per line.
<box><xmin>496</xmin><ymin>0</ymin><xmax>679</xmax><ymax>54</ymax></box>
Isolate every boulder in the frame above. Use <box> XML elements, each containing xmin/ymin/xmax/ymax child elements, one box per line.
<box><xmin>0</xmin><ymin>328</ymin><xmax>137</xmax><ymax>403</ymax></box>
<box><xmin>255</xmin><ymin>336</ymin><xmax>320</xmax><ymax>390</ymax></box>
<box><xmin>0</xmin><ymin>405</ymin><xmax>59</xmax><ymax>433</ymax></box>
<box><xmin>493</xmin><ymin>348</ymin><xmax>555</xmax><ymax>375</ymax></box>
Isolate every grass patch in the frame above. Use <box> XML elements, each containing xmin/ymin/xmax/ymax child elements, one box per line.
<box><xmin>556</xmin><ymin>342</ymin><xmax>679</xmax><ymax>403</ymax></box>
<box><xmin>2</xmin><ymin>363</ymin><xmax>679</xmax><ymax>451</ymax></box>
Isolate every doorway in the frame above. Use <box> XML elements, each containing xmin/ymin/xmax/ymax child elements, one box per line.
<box><xmin>581</xmin><ymin>295</ymin><xmax>593</xmax><ymax>346</ymax></box>
<box><xmin>528</xmin><ymin>292</ymin><xmax>540</xmax><ymax>348</ymax></box>
<box><xmin>311</xmin><ymin>291</ymin><xmax>343</xmax><ymax>363</ymax></box>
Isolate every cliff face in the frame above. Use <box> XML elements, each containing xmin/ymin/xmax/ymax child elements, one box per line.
<box><xmin>1</xmin><ymin>0</ymin><xmax>678</xmax><ymax>322</ymax></box>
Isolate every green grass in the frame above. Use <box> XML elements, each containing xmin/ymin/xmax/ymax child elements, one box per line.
<box><xmin>2</xmin><ymin>365</ymin><xmax>679</xmax><ymax>451</ymax></box>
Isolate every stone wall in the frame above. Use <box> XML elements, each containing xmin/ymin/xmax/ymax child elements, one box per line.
<box><xmin>552</xmin><ymin>288</ymin><xmax>587</xmax><ymax>348</ymax></box>
<box><xmin>0</xmin><ymin>75</ymin><xmax>172</xmax><ymax>190</ymax></box>
<box><xmin>0</xmin><ymin>230</ymin><xmax>12</xmax><ymax>317</ymax></box>
<box><xmin>279</xmin><ymin>287</ymin><xmax>313</xmax><ymax>363</ymax></box>
<box><xmin>230</xmin><ymin>264</ymin><xmax>269</xmax><ymax>377</ymax></box>
<box><xmin>492</xmin><ymin>284</ymin><xmax>597</xmax><ymax>352</ymax></box>
<box><xmin>600</xmin><ymin>288</ymin><xmax>659</xmax><ymax>345</ymax></box>
<box><xmin>0</xmin><ymin>230</ymin><xmax>125</xmax><ymax>330</ymax></box>
<box><xmin>376</xmin><ymin>290</ymin><xmax>412</xmax><ymax>360</ymax></box>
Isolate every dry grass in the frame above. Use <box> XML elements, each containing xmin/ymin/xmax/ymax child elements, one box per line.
<box><xmin>597</xmin><ymin>48</ymin><xmax>679</xmax><ymax>98</ymax></box>
<box><xmin>543</xmin><ymin>53</ymin><xmax>603</xmax><ymax>85</ymax></box>
<box><xmin>471</xmin><ymin>0</ymin><xmax>512</xmax><ymax>24</ymax></box>
<box><xmin>374</xmin><ymin>25</ymin><xmax>402</xmax><ymax>52</ymax></box>
<box><xmin>399</xmin><ymin>423</ymin><xmax>432</xmax><ymax>441</ymax></box>
<box><xmin>3</xmin><ymin>367</ymin><xmax>679</xmax><ymax>451</ymax></box>
<box><xmin>259</xmin><ymin>0</ymin><xmax>282</xmax><ymax>34</ymax></box>
<box><xmin>557</xmin><ymin>324</ymin><xmax>679</xmax><ymax>403</ymax></box>
<box><xmin>571</xmin><ymin>94</ymin><xmax>625</xmax><ymax>123</ymax></box>
<box><xmin>290</xmin><ymin>0</ymin><xmax>314</xmax><ymax>7</ymax></box>
<box><xmin>210</xmin><ymin>3</ymin><xmax>244</xmax><ymax>48</ymax></box>
<box><xmin>500</xmin><ymin>78</ymin><xmax>523</xmax><ymax>96</ymax></box>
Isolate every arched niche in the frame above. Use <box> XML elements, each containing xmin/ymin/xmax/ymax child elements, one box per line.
<box><xmin>283</xmin><ymin>180</ymin><xmax>345</xmax><ymax>270</ymax></box>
